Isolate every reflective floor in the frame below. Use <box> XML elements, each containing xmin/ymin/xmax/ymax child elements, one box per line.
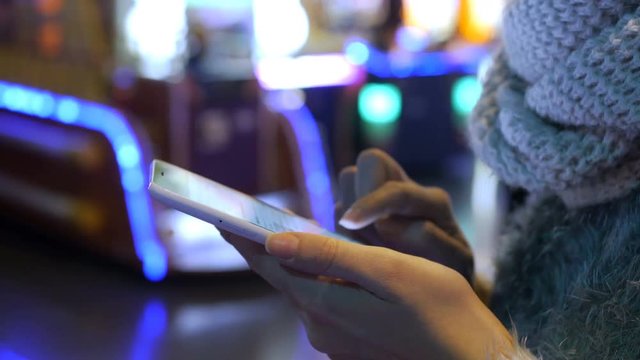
<box><xmin>0</xmin><ymin>217</ymin><xmax>328</xmax><ymax>360</ymax></box>
<box><xmin>0</xmin><ymin>159</ymin><xmax>496</xmax><ymax>360</ymax></box>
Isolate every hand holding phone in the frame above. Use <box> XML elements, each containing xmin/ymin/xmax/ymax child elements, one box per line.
<box><xmin>148</xmin><ymin>160</ymin><xmax>356</xmax><ymax>245</ymax></box>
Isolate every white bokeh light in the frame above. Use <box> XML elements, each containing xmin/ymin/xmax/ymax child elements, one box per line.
<box><xmin>253</xmin><ymin>0</ymin><xmax>310</xmax><ymax>58</ymax></box>
<box><xmin>471</xmin><ymin>0</ymin><xmax>505</xmax><ymax>29</ymax></box>
<box><xmin>403</xmin><ymin>0</ymin><xmax>459</xmax><ymax>42</ymax></box>
<box><xmin>125</xmin><ymin>0</ymin><xmax>188</xmax><ymax>80</ymax></box>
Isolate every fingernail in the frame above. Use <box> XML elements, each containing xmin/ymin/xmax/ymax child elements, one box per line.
<box><xmin>266</xmin><ymin>233</ymin><xmax>299</xmax><ymax>260</ymax></box>
<box><xmin>338</xmin><ymin>208</ymin><xmax>363</xmax><ymax>230</ymax></box>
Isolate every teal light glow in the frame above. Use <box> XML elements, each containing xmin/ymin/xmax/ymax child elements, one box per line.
<box><xmin>358</xmin><ymin>83</ymin><xmax>402</xmax><ymax>125</ymax></box>
<box><xmin>345</xmin><ymin>41</ymin><xmax>370</xmax><ymax>65</ymax></box>
<box><xmin>452</xmin><ymin>76</ymin><xmax>482</xmax><ymax>118</ymax></box>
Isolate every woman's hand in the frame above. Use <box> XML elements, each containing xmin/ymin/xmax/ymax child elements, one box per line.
<box><xmin>222</xmin><ymin>231</ymin><xmax>514</xmax><ymax>360</ymax></box>
<box><xmin>336</xmin><ymin>149</ymin><xmax>473</xmax><ymax>283</ymax></box>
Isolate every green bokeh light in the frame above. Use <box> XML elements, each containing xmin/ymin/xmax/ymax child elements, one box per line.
<box><xmin>358</xmin><ymin>83</ymin><xmax>402</xmax><ymax>125</ymax></box>
<box><xmin>452</xmin><ymin>76</ymin><xmax>482</xmax><ymax>120</ymax></box>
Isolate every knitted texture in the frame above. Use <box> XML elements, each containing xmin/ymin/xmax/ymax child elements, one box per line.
<box><xmin>469</xmin><ymin>1</ymin><xmax>640</xmax><ymax>208</ymax></box>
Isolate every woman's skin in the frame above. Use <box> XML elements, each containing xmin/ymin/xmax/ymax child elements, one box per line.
<box><xmin>221</xmin><ymin>149</ymin><xmax>513</xmax><ymax>359</ymax></box>
<box><xmin>334</xmin><ymin>149</ymin><xmax>474</xmax><ymax>284</ymax></box>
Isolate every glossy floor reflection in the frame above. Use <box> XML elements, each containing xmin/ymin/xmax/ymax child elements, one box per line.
<box><xmin>0</xmin><ymin>159</ymin><xmax>495</xmax><ymax>360</ymax></box>
<box><xmin>0</xmin><ymin>218</ymin><xmax>328</xmax><ymax>360</ymax></box>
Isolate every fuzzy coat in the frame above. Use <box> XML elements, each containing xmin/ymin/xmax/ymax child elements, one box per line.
<box><xmin>466</xmin><ymin>1</ymin><xmax>640</xmax><ymax>357</ymax></box>
<box><xmin>490</xmin><ymin>190</ymin><xmax>640</xmax><ymax>359</ymax></box>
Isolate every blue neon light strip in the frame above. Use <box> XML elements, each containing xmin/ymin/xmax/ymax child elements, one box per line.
<box><xmin>281</xmin><ymin>106</ymin><xmax>335</xmax><ymax>230</ymax></box>
<box><xmin>360</xmin><ymin>42</ymin><xmax>489</xmax><ymax>78</ymax></box>
<box><xmin>0</xmin><ymin>346</ymin><xmax>28</xmax><ymax>360</ymax></box>
<box><xmin>0</xmin><ymin>81</ymin><xmax>168</xmax><ymax>281</ymax></box>
<box><xmin>130</xmin><ymin>299</ymin><xmax>168</xmax><ymax>360</ymax></box>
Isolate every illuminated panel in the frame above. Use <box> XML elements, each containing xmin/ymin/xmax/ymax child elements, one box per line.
<box><xmin>0</xmin><ymin>81</ymin><xmax>168</xmax><ymax>281</ymax></box>
<box><xmin>354</xmin><ymin>41</ymin><xmax>488</xmax><ymax>78</ymax></box>
<box><xmin>280</xmin><ymin>106</ymin><xmax>334</xmax><ymax>230</ymax></box>
<box><xmin>255</xmin><ymin>54</ymin><xmax>362</xmax><ymax>90</ymax></box>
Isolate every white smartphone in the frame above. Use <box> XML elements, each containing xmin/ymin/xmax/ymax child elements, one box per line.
<box><xmin>148</xmin><ymin>160</ymin><xmax>357</xmax><ymax>245</ymax></box>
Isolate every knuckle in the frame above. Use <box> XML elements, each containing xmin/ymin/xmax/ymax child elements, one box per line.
<box><xmin>429</xmin><ymin>187</ymin><xmax>452</xmax><ymax>205</ymax></box>
<box><xmin>392</xmin><ymin>182</ymin><xmax>414</xmax><ymax>205</ymax></box>
<box><xmin>422</xmin><ymin>221</ymin><xmax>440</xmax><ymax>237</ymax></box>
<box><xmin>384</xmin><ymin>180</ymin><xmax>408</xmax><ymax>197</ymax></box>
<box><xmin>385</xmin><ymin>180</ymin><xmax>404</xmax><ymax>190</ymax></box>
<box><xmin>316</xmin><ymin>237</ymin><xmax>340</xmax><ymax>274</ymax></box>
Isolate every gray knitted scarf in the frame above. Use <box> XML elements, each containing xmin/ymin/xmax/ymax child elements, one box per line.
<box><xmin>469</xmin><ymin>0</ymin><xmax>640</xmax><ymax>208</ymax></box>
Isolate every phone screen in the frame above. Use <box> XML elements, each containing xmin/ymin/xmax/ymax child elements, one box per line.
<box><xmin>152</xmin><ymin>161</ymin><xmax>351</xmax><ymax>240</ymax></box>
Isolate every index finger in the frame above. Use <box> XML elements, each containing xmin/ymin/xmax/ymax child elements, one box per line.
<box><xmin>340</xmin><ymin>182</ymin><xmax>459</xmax><ymax>235</ymax></box>
<box><xmin>355</xmin><ymin>149</ymin><xmax>407</xmax><ymax>199</ymax></box>
<box><xmin>266</xmin><ymin>232</ymin><xmax>438</xmax><ymax>301</ymax></box>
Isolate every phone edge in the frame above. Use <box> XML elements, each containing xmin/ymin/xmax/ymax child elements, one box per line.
<box><xmin>148</xmin><ymin>182</ymin><xmax>272</xmax><ymax>245</ymax></box>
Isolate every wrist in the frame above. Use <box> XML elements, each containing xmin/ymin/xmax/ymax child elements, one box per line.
<box><xmin>448</xmin><ymin>284</ymin><xmax>515</xmax><ymax>360</ymax></box>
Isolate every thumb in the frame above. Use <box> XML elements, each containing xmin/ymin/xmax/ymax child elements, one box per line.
<box><xmin>355</xmin><ymin>148</ymin><xmax>408</xmax><ymax>199</ymax></box>
<box><xmin>266</xmin><ymin>232</ymin><xmax>417</xmax><ymax>300</ymax></box>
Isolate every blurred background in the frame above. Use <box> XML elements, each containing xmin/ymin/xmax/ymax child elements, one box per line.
<box><xmin>0</xmin><ymin>0</ymin><xmax>506</xmax><ymax>359</ymax></box>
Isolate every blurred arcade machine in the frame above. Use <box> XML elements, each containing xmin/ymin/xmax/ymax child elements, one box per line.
<box><xmin>0</xmin><ymin>0</ymin><xmax>504</xmax><ymax>281</ymax></box>
<box><xmin>0</xmin><ymin>0</ymin><xmax>336</xmax><ymax>280</ymax></box>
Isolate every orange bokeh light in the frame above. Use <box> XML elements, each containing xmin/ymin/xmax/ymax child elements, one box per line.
<box><xmin>458</xmin><ymin>0</ymin><xmax>496</xmax><ymax>44</ymax></box>
<box><xmin>38</xmin><ymin>22</ymin><xmax>63</xmax><ymax>57</ymax></box>
<box><xmin>36</xmin><ymin>0</ymin><xmax>64</xmax><ymax>17</ymax></box>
